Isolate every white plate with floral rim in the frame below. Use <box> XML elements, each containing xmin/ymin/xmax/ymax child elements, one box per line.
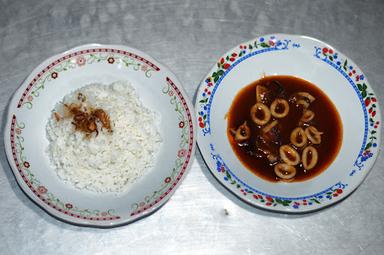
<box><xmin>4</xmin><ymin>44</ymin><xmax>196</xmax><ymax>226</ymax></box>
<box><xmin>196</xmin><ymin>34</ymin><xmax>381</xmax><ymax>212</ymax></box>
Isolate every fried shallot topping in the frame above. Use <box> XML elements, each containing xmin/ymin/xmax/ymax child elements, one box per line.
<box><xmin>54</xmin><ymin>93</ymin><xmax>112</xmax><ymax>138</ymax></box>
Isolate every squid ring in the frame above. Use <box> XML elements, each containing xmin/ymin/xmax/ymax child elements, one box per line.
<box><xmin>274</xmin><ymin>163</ymin><xmax>297</xmax><ymax>179</ymax></box>
<box><xmin>250</xmin><ymin>103</ymin><xmax>271</xmax><ymax>126</ymax></box>
<box><xmin>297</xmin><ymin>92</ymin><xmax>316</xmax><ymax>103</ymax></box>
<box><xmin>279</xmin><ymin>145</ymin><xmax>300</xmax><ymax>166</ymax></box>
<box><xmin>270</xmin><ymin>98</ymin><xmax>289</xmax><ymax>118</ymax></box>
<box><xmin>305</xmin><ymin>126</ymin><xmax>323</xmax><ymax>144</ymax></box>
<box><xmin>256</xmin><ymin>85</ymin><xmax>268</xmax><ymax>103</ymax></box>
<box><xmin>300</xmin><ymin>109</ymin><xmax>315</xmax><ymax>123</ymax></box>
<box><xmin>290</xmin><ymin>127</ymin><xmax>307</xmax><ymax>147</ymax></box>
<box><xmin>232</xmin><ymin>121</ymin><xmax>251</xmax><ymax>142</ymax></box>
<box><xmin>297</xmin><ymin>99</ymin><xmax>310</xmax><ymax>109</ymax></box>
<box><xmin>262</xmin><ymin>120</ymin><xmax>278</xmax><ymax>134</ymax></box>
<box><xmin>302</xmin><ymin>146</ymin><xmax>318</xmax><ymax>170</ymax></box>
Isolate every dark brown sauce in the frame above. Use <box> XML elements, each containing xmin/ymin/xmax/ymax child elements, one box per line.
<box><xmin>227</xmin><ymin>75</ymin><xmax>343</xmax><ymax>182</ymax></box>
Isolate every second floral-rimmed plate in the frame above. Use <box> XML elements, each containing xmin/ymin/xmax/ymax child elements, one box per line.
<box><xmin>196</xmin><ymin>34</ymin><xmax>381</xmax><ymax>212</ymax></box>
<box><xmin>4</xmin><ymin>44</ymin><xmax>196</xmax><ymax>226</ymax></box>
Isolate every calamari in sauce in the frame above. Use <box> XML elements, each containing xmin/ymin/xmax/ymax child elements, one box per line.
<box><xmin>227</xmin><ymin>75</ymin><xmax>342</xmax><ymax>182</ymax></box>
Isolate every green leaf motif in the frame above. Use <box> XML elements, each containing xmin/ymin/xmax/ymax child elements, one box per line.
<box><xmin>357</xmin><ymin>83</ymin><xmax>363</xmax><ymax>91</ymax></box>
<box><xmin>275</xmin><ymin>199</ymin><xmax>291</xmax><ymax>206</ymax></box>
<box><xmin>365</xmin><ymin>142</ymin><xmax>372</xmax><ymax>150</ymax></box>
<box><xmin>329</xmin><ymin>55</ymin><xmax>333</xmax><ymax>61</ymax></box>
<box><xmin>362</xmin><ymin>90</ymin><xmax>367</xmax><ymax>98</ymax></box>
<box><xmin>212</xmin><ymin>71</ymin><xmax>219</xmax><ymax>83</ymax></box>
<box><xmin>260</xmin><ymin>42</ymin><xmax>270</xmax><ymax>48</ymax></box>
<box><xmin>310</xmin><ymin>198</ymin><xmax>320</xmax><ymax>204</ymax></box>
<box><xmin>226</xmin><ymin>171</ymin><xmax>232</xmax><ymax>180</ymax></box>
<box><xmin>199</xmin><ymin>98</ymin><xmax>208</xmax><ymax>104</ymax></box>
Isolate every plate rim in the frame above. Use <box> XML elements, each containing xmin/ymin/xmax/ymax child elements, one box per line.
<box><xmin>195</xmin><ymin>33</ymin><xmax>381</xmax><ymax>212</ymax></box>
<box><xmin>3</xmin><ymin>43</ymin><xmax>197</xmax><ymax>227</ymax></box>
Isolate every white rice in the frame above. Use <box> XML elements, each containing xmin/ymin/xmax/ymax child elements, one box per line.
<box><xmin>46</xmin><ymin>81</ymin><xmax>162</xmax><ymax>193</ymax></box>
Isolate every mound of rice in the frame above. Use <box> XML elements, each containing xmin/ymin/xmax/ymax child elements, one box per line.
<box><xmin>46</xmin><ymin>81</ymin><xmax>162</xmax><ymax>193</ymax></box>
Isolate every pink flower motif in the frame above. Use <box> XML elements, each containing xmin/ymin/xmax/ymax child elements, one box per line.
<box><xmin>16</xmin><ymin>128</ymin><xmax>22</xmax><ymax>135</ymax></box>
<box><xmin>23</xmin><ymin>161</ymin><xmax>30</xmax><ymax>168</ymax></box>
<box><xmin>37</xmin><ymin>186</ymin><xmax>47</xmax><ymax>194</ymax></box>
<box><xmin>178</xmin><ymin>149</ymin><xmax>186</xmax><ymax>158</ymax></box>
<box><xmin>141</xmin><ymin>65</ymin><xmax>148</xmax><ymax>71</ymax></box>
<box><xmin>65</xmin><ymin>203</ymin><xmax>73</xmax><ymax>209</ymax></box>
<box><xmin>178</xmin><ymin>121</ymin><xmax>185</xmax><ymax>128</ymax></box>
<box><xmin>164</xmin><ymin>177</ymin><xmax>171</xmax><ymax>183</ymax></box>
<box><xmin>107</xmin><ymin>57</ymin><xmax>115</xmax><ymax>64</ymax></box>
<box><xmin>168</xmin><ymin>90</ymin><xmax>174</xmax><ymax>96</ymax></box>
<box><xmin>76</xmin><ymin>56</ymin><xmax>86</xmax><ymax>66</ymax></box>
<box><xmin>27</xmin><ymin>95</ymin><xmax>33</xmax><ymax>102</ymax></box>
<box><xmin>101</xmin><ymin>212</ymin><xmax>108</xmax><ymax>217</ymax></box>
<box><xmin>51</xmin><ymin>72</ymin><xmax>58</xmax><ymax>79</ymax></box>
